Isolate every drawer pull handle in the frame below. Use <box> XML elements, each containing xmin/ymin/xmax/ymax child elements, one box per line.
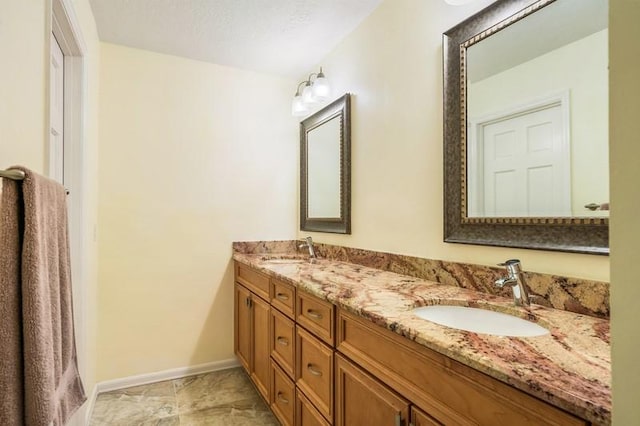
<box><xmin>276</xmin><ymin>292</ymin><xmax>290</xmax><ymax>301</ymax></box>
<box><xmin>307</xmin><ymin>363</ymin><xmax>323</xmax><ymax>377</ymax></box>
<box><xmin>276</xmin><ymin>392</ymin><xmax>289</xmax><ymax>404</ymax></box>
<box><xmin>276</xmin><ymin>336</ymin><xmax>289</xmax><ymax>346</ymax></box>
<box><xmin>307</xmin><ymin>309</ymin><xmax>323</xmax><ymax>320</ymax></box>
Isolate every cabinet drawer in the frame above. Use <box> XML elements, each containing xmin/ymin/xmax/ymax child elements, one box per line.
<box><xmin>297</xmin><ymin>389</ymin><xmax>331</xmax><ymax>426</ymax></box>
<box><xmin>235</xmin><ymin>262</ymin><xmax>269</xmax><ymax>300</ymax></box>
<box><xmin>296</xmin><ymin>326</ymin><xmax>334</xmax><ymax>422</ymax></box>
<box><xmin>336</xmin><ymin>309</ymin><xmax>586</xmax><ymax>426</ymax></box>
<box><xmin>271</xmin><ymin>360</ymin><xmax>296</xmax><ymax>426</ymax></box>
<box><xmin>271</xmin><ymin>278</ymin><xmax>296</xmax><ymax>319</ymax></box>
<box><xmin>271</xmin><ymin>308</ymin><xmax>296</xmax><ymax>378</ymax></box>
<box><xmin>297</xmin><ymin>291</ymin><xmax>335</xmax><ymax>346</ymax></box>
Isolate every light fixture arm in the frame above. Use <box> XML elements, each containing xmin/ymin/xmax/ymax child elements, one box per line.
<box><xmin>294</xmin><ymin>80</ymin><xmax>308</xmax><ymax>96</ymax></box>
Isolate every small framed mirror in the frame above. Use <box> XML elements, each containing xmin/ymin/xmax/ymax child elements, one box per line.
<box><xmin>300</xmin><ymin>94</ymin><xmax>351</xmax><ymax>234</ymax></box>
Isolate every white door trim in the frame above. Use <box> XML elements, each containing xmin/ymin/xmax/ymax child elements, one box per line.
<box><xmin>468</xmin><ymin>90</ymin><xmax>572</xmax><ymax>216</ymax></box>
<box><xmin>50</xmin><ymin>1</ymin><xmax>89</xmax><ymax>424</ymax></box>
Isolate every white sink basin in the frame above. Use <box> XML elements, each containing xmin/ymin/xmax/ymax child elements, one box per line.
<box><xmin>259</xmin><ymin>256</ymin><xmax>308</xmax><ymax>264</ymax></box>
<box><xmin>263</xmin><ymin>258</ymin><xmax>307</xmax><ymax>264</ymax></box>
<box><xmin>412</xmin><ymin>305</ymin><xmax>549</xmax><ymax>337</ymax></box>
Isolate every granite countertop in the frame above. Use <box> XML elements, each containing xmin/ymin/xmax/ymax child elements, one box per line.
<box><xmin>232</xmin><ymin>253</ymin><xmax>611</xmax><ymax>425</ymax></box>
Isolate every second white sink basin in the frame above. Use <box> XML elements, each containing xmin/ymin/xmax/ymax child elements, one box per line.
<box><xmin>412</xmin><ymin>305</ymin><xmax>549</xmax><ymax>337</ymax></box>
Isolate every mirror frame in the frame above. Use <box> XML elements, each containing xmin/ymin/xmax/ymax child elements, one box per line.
<box><xmin>300</xmin><ymin>93</ymin><xmax>351</xmax><ymax>234</ymax></box>
<box><xmin>443</xmin><ymin>0</ymin><xmax>608</xmax><ymax>255</ymax></box>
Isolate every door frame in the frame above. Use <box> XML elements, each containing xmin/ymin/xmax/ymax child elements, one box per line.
<box><xmin>49</xmin><ymin>0</ymin><xmax>89</xmax><ymax>423</ymax></box>
<box><xmin>467</xmin><ymin>90</ymin><xmax>571</xmax><ymax>216</ymax></box>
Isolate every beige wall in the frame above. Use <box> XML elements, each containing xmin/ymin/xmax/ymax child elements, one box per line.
<box><xmin>0</xmin><ymin>0</ymin><xmax>101</xmax><ymax>419</ymax></box>
<box><xmin>0</xmin><ymin>2</ymin><xmax>47</xmax><ymax>169</ymax></box>
<box><xmin>610</xmin><ymin>0</ymin><xmax>640</xmax><ymax>422</ymax></box>
<box><xmin>97</xmin><ymin>44</ymin><xmax>298</xmax><ymax>381</ymax></box>
<box><xmin>298</xmin><ymin>0</ymin><xmax>609</xmax><ymax>283</ymax></box>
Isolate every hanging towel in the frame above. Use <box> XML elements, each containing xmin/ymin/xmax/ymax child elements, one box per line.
<box><xmin>0</xmin><ymin>167</ymin><xmax>86</xmax><ymax>426</ymax></box>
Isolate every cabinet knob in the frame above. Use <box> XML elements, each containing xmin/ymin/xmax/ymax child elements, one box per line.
<box><xmin>276</xmin><ymin>391</ymin><xmax>289</xmax><ymax>404</ymax></box>
<box><xmin>306</xmin><ymin>309</ymin><xmax>323</xmax><ymax>320</ymax></box>
<box><xmin>307</xmin><ymin>363</ymin><xmax>323</xmax><ymax>377</ymax></box>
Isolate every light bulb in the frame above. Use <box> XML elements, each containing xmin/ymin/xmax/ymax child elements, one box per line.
<box><xmin>302</xmin><ymin>83</ymin><xmax>316</xmax><ymax>105</ymax></box>
<box><xmin>311</xmin><ymin>76</ymin><xmax>331</xmax><ymax>102</ymax></box>
<box><xmin>291</xmin><ymin>94</ymin><xmax>309</xmax><ymax>117</ymax></box>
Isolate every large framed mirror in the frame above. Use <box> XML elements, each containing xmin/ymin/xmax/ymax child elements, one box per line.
<box><xmin>300</xmin><ymin>94</ymin><xmax>351</xmax><ymax>234</ymax></box>
<box><xmin>443</xmin><ymin>0</ymin><xmax>608</xmax><ymax>254</ymax></box>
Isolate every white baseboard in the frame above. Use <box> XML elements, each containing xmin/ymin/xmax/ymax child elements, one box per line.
<box><xmin>84</xmin><ymin>384</ymin><xmax>99</xmax><ymax>425</ymax></box>
<box><xmin>93</xmin><ymin>358</ymin><xmax>240</xmax><ymax>395</ymax></box>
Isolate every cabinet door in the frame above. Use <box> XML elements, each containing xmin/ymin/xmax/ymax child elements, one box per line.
<box><xmin>411</xmin><ymin>406</ymin><xmax>441</xmax><ymax>426</ymax></box>
<box><xmin>297</xmin><ymin>389</ymin><xmax>331</xmax><ymax>426</ymax></box>
<box><xmin>234</xmin><ymin>283</ymin><xmax>252</xmax><ymax>373</ymax></box>
<box><xmin>335</xmin><ymin>353</ymin><xmax>410</xmax><ymax>426</ymax></box>
<box><xmin>251</xmin><ymin>294</ymin><xmax>271</xmax><ymax>401</ymax></box>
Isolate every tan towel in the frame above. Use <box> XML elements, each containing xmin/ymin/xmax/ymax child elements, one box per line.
<box><xmin>0</xmin><ymin>167</ymin><xmax>86</xmax><ymax>426</ymax></box>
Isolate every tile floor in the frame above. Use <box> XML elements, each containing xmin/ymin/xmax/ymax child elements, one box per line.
<box><xmin>89</xmin><ymin>367</ymin><xmax>279</xmax><ymax>425</ymax></box>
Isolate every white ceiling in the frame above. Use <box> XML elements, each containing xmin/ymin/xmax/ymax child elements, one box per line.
<box><xmin>89</xmin><ymin>0</ymin><xmax>383</xmax><ymax>78</ymax></box>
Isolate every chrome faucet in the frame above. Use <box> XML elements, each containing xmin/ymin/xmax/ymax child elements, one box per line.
<box><xmin>495</xmin><ymin>259</ymin><xmax>530</xmax><ymax>307</ymax></box>
<box><xmin>298</xmin><ymin>236</ymin><xmax>317</xmax><ymax>258</ymax></box>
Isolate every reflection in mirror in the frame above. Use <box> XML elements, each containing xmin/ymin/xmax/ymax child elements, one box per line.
<box><xmin>465</xmin><ymin>0</ymin><xmax>608</xmax><ymax>218</ymax></box>
<box><xmin>443</xmin><ymin>0</ymin><xmax>608</xmax><ymax>254</ymax></box>
<box><xmin>307</xmin><ymin>116</ymin><xmax>341</xmax><ymax>218</ymax></box>
<box><xmin>300</xmin><ymin>94</ymin><xmax>351</xmax><ymax>234</ymax></box>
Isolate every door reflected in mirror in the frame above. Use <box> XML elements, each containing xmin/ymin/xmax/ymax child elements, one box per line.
<box><xmin>300</xmin><ymin>94</ymin><xmax>351</xmax><ymax>234</ymax></box>
<box><xmin>465</xmin><ymin>0</ymin><xmax>608</xmax><ymax>218</ymax></box>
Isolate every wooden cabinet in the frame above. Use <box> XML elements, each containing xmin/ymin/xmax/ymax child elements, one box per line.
<box><xmin>296</xmin><ymin>326</ymin><xmax>334</xmax><ymax>422</ymax></box>
<box><xmin>271</xmin><ymin>360</ymin><xmax>296</xmax><ymax>426</ymax></box>
<box><xmin>411</xmin><ymin>407</ymin><xmax>441</xmax><ymax>426</ymax></box>
<box><xmin>297</xmin><ymin>291</ymin><xmax>335</xmax><ymax>346</ymax></box>
<box><xmin>271</xmin><ymin>277</ymin><xmax>296</xmax><ymax>319</ymax></box>
<box><xmin>234</xmin><ymin>283</ymin><xmax>252</xmax><ymax>372</ymax></box>
<box><xmin>235</xmin><ymin>262</ymin><xmax>589</xmax><ymax>426</ymax></box>
<box><xmin>335</xmin><ymin>353</ymin><xmax>410</xmax><ymax>426</ymax></box>
<box><xmin>297</xmin><ymin>389</ymin><xmax>331</xmax><ymax>426</ymax></box>
<box><xmin>271</xmin><ymin>307</ymin><xmax>296</xmax><ymax>378</ymax></box>
<box><xmin>251</xmin><ymin>294</ymin><xmax>270</xmax><ymax>400</ymax></box>
<box><xmin>236</xmin><ymin>262</ymin><xmax>270</xmax><ymax>299</ymax></box>
<box><xmin>336</xmin><ymin>308</ymin><xmax>586</xmax><ymax>426</ymax></box>
<box><xmin>234</xmin><ymin>265</ymin><xmax>271</xmax><ymax>402</ymax></box>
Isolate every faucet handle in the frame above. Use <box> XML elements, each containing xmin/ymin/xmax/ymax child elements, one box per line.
<box><xmin>495</xmin><ymin>277</ymin><xmax>515</xmax><ymax>288</ymax></box>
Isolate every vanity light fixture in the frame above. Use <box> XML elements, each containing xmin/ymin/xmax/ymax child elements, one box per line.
<box><xmin>291</xmin><ymin>67</ymin><xmax>331</xmax><ymax>117</ymax></box>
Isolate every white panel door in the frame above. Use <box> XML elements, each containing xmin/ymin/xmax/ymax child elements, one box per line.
<box><xmin>482</xmin><ymin>104</ymin><xmax>570</xmax><ymax>217</ymax></box>
<box><xmin>50</xmin><ymin>35</ymin><xmax>64</xmax><ymax>184</ymax></box>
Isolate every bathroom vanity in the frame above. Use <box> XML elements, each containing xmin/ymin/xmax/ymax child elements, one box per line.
<box><xmin>233</xmin><ymin>248</ymin><xmax>610</xmax><ymax>426</ymax></box>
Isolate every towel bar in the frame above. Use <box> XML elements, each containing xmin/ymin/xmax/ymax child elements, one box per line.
<box><xmin>0</xmin><ymin>169</ymin><xmax>26</xmax><ymax>181</ymax></box>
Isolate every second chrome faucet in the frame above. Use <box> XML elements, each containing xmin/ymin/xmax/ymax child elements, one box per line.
<box><xmin>495</xmin><ymin>259</ymin><xmax>531</xmax><ymax>306</ymax></box>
